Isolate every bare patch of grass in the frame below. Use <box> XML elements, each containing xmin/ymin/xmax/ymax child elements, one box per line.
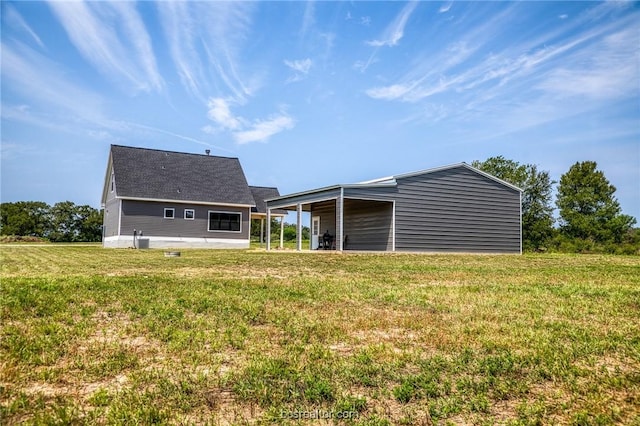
<box><xmin>1</xmin><ymin>246</ymin><xmax>639</xmax><ymax>424</ymax></box>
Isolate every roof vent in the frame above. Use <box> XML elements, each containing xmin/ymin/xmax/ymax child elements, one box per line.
<box><xmin>205</xmin><ymin>149</ymin><xmax>211</xmax><ymax>156</ymax></box>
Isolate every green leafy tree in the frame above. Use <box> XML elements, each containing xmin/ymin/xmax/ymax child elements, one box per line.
<box><xmin>48</xmin><ymin>201</ymin><xmax>103</xmax><ymax>242</ymax></box>
<box><xmin>76</xmin><ymin>206</ymin><xmax>104</xmax><ymax>242</ymax></box>
<box><xmin>556</xmin><ymin>161</ymin><xmax>636</xmax><ymax>243</ymax></box>
<box><xmin>0</xmin><ymin>201</ymin><xmax>51</xmax><ymax>237</ymax></box>
<box><xmin>472</xmin><ymin>156</ymin><xmax>555</xmax><ymax>250</ymax></box>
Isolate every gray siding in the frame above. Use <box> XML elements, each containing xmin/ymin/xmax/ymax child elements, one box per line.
<box><xmin>268</xmin><ymin>188</ymin><xmax>341</xmax><ymax>210</ymax></box>
<box><xmin>343</xmin><ymin>199</ymin><xmax>393</xmax><ymax>251</ymax></box>
<box><xmin>119</xmin><ymin>200</ymin><xmax>250</xmax><ymax>240</ymax></box>
<box><xmin>103</xmin><ymin>198</ymin><xmax>120</xmax><ymax>238</ymax></box>
<box><xmin>393</xmin><ymin>168</ymin><xmax>520</xmax><ymax>253</ymax></box>
<box><xmin>311</xmin><ymin>200</ymin><xmax>337</xmax><ymax>241</ymax></box>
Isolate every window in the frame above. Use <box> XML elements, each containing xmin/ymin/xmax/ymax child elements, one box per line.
<box><xmin>184</xmin><ymin>209</ymin><xmax>195</xmax><ymax>220</ymax></box>
<box><xmin>164</xmin><ymin>208</ymin><xmax>175</xmax><ymax>219</ymax></box>
<box><xmin>208</xmin><ymin>211</ymin><xmax>241</xmax><ymax>232</ymax></box>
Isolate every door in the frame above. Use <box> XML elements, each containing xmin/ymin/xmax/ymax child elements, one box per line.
<box><xmin>311</xmin><ymin>216</ymin><xmax>320</xmax><ymax>249</ymax></box>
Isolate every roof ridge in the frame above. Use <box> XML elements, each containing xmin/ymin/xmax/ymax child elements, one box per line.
<box><xmin>111</xmin><ymin>144</ymin><xmax>238</xmax><ymax>160</ymax></box>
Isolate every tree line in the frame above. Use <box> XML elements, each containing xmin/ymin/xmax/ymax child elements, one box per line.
<box><xmin>0</xmin><ymin>201</ymin><xmax>103</xmax><ymax>242</ymax></box>
<box><xmin>471</xmin><ymin>157</ymin><xmax>637</xmax><ymax>254</ymax></box>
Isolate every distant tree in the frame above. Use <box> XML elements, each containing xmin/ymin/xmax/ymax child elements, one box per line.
<box><xmin>472</xmin><ymin>156</ymin><xmax>555</xmax><ymax>250</ymax></box>
<box><xmin>48</xmin><ymin>201</ymin><xmax>103</xmax><ymax>242</ymax></box>
<box><xmin>76</xmin><ymin>206</ymin><xmax>104</xmax><ymax>242</ymax></box>
<box><xmin>0</xmin><ymin>201</ymin><xmax>51</xmax><ymax>237</ymax></box>
<box><xmin>556</xmin><ymin>161</ymin><xmax>636</xmax><ymax>243</ymax></box>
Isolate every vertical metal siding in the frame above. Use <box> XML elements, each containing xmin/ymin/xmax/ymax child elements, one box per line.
<box><xmin>394</xmin><ymin>168</ymin><xmax>521</xmax><ymax>253</ymax></box>
<box><xmin>343</xmin><ymin>199</ymin><xmax>393</xmax><ymax>251</ymax></box>
<box><xmin>119</xmin><ymin>200</ymin><xmax>250</xmax><ymax>240</ymax></box>
<box><xmin>310</xmin><ymin>200</ymin><xmax>337</xmax><ymax>248</ymax></box>
<box><xmin>344</xmin><ymin>166</ymin><xmax>521</xmax><ymax>253</ymax></box>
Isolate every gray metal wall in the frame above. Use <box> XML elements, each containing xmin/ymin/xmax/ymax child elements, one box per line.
<box><xmin>311</xmin><ymin>200</ymin><xmax>337</xmax><ymax>248</ymax></box>
<box><xmin>119</xmin><ymin>200</ymin><xmax>250</xmax><ymax>240</ymax></box>
<box><xmin>345</xmin><ymin>166</ymin><xmax>521</xmax><ymax>253</ymax></box>
<box><xmin>268</xmin><ymin>188</ymin><xmax>342</xmax><ymax>210</ymax></box>
<box><xmin>394</xmin><ymin>168</ymin><xmax>520</xmax><ymax>253</ymax></box>
<box><xmin>343</xmin><ymin>199</ymin><xmax>393</xmax><ymax>251</ymax></box>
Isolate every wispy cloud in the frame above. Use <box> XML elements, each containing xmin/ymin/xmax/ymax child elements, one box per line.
<box><xmin>204</xmin><ymin>97</ymin><xmax>294</xmax><ymax>144</ymax></box>
<box><xmin>365</xmin><ymin>8</ymin><xmax>638</xmax><ymax>106</ymax></box>
<box><xmin>3</xmin><ymin>4</ymin><xmax>44</xmax><ymax>49</ymax></box>
<box><xmin>439</xmin><ymin>3</ymin><xmax>453</xmax><ymax>14</ymax></box>
<box><xmin>1</xmin><ymin>41</ymin><xmax>107</xmax><ymax>125</ymax></box>
<box><xmin>366</xmin><ymin>2</ymin><xmax>418</xmax><ymax>47</ymax></box>
<box><xmin>284</xmin><ymin>58</ymin><xmax>313</xmax><ymax>82</ymax></box>
<box><xmin>47</xmin><ymin>1</ymin><xmax>163</xmax><ymax>93</ymax></box>
<box><xmin>234</xmin><ymin>114</ymin><xmax>295</xmax><ymax>145</ymax></box>
<box><xmin>157</xmin><ymin>2</ymin><xmax>256</xmax><ymax>102</ymax></box>
<box><xmin>538</xmin><ymin>27</ymin><xmax>639</xmax><ymax>100</ymax></box>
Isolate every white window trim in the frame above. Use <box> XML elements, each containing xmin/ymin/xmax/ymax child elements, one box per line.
<box><xmin>207</xmin><ymin>210</ymin><xmax>242</xmax><ymax>233</ymax></box>
<box><xmin>164</xmin><ymin>208</ymin><xmax>175</xmax><ymax>219</ymax></box>
<box><xmin>184</xmin><ymin>209</ymin><xmax>195</xmax><ymax>220</ymax></box>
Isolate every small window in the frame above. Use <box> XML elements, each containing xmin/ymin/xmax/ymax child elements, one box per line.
<box><xmin>208</xmin><ymin>211</ymin><xmax>241</xmax><ymax>232</ymax></box>
<box><xmin>164</xmin><ymin>208</ymin><xmax>175</xmax><ymax>219</ymax></box>
<box><xmin>184</xmin><ymin>209</ymin><xmax>195</xmax><ymax>220</ymax></box>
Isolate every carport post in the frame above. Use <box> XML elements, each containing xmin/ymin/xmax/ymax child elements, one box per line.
<box><xmin>279</xmin><ymin>216</ymin><xmax>284</xmax><ymax>249</ymax></box>
<box><xmin>296</xmin><ymin>203</ymin><xmax>303</xmax><ymax>251</ymax></box>
<box><xmin>266</xmin><ymin>208</ymin><xmax>271</xmax><ymax>251</ymax></box>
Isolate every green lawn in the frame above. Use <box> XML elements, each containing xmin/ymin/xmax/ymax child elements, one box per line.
<box><xmin>1</xmin><ymin>246</ymin><xmax>639</xmax><ymax>425</ymax></box>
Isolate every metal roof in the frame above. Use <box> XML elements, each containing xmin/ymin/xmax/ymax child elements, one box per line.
<box><xmin>267</xmin><ymin>162</ymin><xmax>522</xmax><ymax>206</ymax></box>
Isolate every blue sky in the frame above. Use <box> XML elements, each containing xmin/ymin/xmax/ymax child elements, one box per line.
<box><xmin>1</xmin><ymin>1</ymin><xmax>639</xmax><ymax>221</ymax></box>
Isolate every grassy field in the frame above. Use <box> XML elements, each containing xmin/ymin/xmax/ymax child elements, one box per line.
<box><xmin>1</xmin><ymin>246</ymin><xmax>639</xmax><ymax>425</ymax></box>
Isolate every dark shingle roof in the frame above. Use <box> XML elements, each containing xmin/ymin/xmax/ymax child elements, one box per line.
<box><xmin>110</xmin><ymin>145</ymin><xmax>255</xmax><ymax>206</ymax></box>
<box><xmin>249</xmin><ymin>186</ymin><xmax>287</xmax><ymax>214</ymax></box>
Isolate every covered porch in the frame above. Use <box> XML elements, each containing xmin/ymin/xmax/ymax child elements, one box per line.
<box><xmin>265</xmin><ymin>186</ymin><xmax>395</xmax><ymax>252</ymax></box>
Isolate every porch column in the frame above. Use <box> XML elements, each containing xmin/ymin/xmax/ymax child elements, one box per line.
<box><xmin>279</xmin><ymin>216</ymin><xmax>284</xmax><ymax>249</ymax></box>
<box><xmin>266</xmin><ymin>208</ymin><xmax>271</xmax><ymax>251</ymax></box>
<box><xmin>337</xmin><ymin>189</ymin><xmax>344</xmax><ymax>251</ymax></box>
<box><xmin>259</xmin><ymin>218</ymin><xmax>264</xmax><ymax>247</ymax></box>
<box><xmin>296</xmin><ymin>203</ymin><xmax>303</xmax><ymax>251</ymax></box>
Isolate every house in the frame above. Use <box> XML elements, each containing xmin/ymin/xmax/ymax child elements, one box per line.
<box><xmin>265</xmin><ymin>163</ymin><xmax>522</xmax><ymax>253</ymax></box>
<box><xmin>101</xmin><ymin>145</ymin><xmax>285</xmax><ymax>249</ymax></box>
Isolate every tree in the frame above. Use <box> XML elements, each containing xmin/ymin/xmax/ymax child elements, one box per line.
<box><xmin>556</xmin><ymin>161</ymin><xmax>636</xmax><ymax>243</ymax></box>
<box><xmin>0</xmin><ymin>201</ymin><xmax>51</xmax><ymax>237</ymax></box>
<box><xmin>48</xmin><ymin>201</ymin><xmax>103</xmax><ymax>242</ymax></box>
<box><xmin>472</xmin><ymin>156</ymin><xmax>555</xmax><ymax>250</ymax></box>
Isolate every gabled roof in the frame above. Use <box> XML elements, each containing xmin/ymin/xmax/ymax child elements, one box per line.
<box><xmin>267</xmin><ymin>162</ymin><xmax>522</xmax><ymax>207</ymax></box>
<box><xmin>249</xmin><ymin>186</ymin><xmax>286</xmax><ymax>214</ymax></box>
<box><xmin>362</xmin><ymin>162</ymin><xmax>523</xmax><ymax>192</ymax></box>
<box><xmin>105</xmin><ymin>145</ymin><xmax>255</xmax><ymax>206</ymax></box>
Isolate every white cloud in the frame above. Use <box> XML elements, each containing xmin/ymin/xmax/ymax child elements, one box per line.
<box><xmin>47</xmin><ymin>1</ymin><xmax>163</xmax><ymax>93</ymax></box>
<box><xmin>284</xmin><ymin>58</ymin><xmax>312</xmax><ymax>74</ymax></box>
<box><xmin>157</xmin><ymin>2</ymin><xmax>256</xmax><ymax>101</ymax></box>
<box><xmin>366</xmin><ymin>1</ymin><xmax>417</xmax><ymax>47</ymax></box>
<box><xmin>365</xmin><ymin>83</ymin><xmax>415</xmax><ymax>100</ymax></box>
<box><xmin>3</xmin><ymin>4</ymin><xmax>44</xmax><ymax>49</ymax></box>
<box><xmin>204</xmin><ymin>97</ymin><xmax>294</xmax><ymax>144</ymax></box>
<box><xmin>284</xmin><ymin>58</ymin><xmax>313</xmax><ymax>83</ymax></box>
<box><xmin>233</xmin><ymin>114</ymin><xmax>294</xmax><ymax>145</ymax></box>
<box><xmin>1</xmin><ymin>41</ymin><xmax>107</xmax><ymax>125</ymax></box>
<box><xmin>207</xmin><ymin>98</ymin><xmax>243</xmax><ymax>130</ymax></box>
<box><xmin>439</xmin><ymin>3</ymin><xmax>453</xmax><ymax>13</ymax></box>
